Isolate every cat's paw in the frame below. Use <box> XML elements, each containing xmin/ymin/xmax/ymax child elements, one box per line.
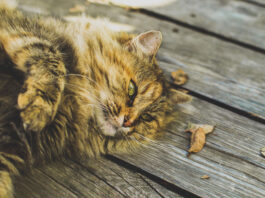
<box><xmin>17</xmin><ymin>79</ymin><xmax>60</xmax><ymax>132</ymax></box>
<box><xmin>18</xmin><ymin>91</ymin><xmax>53</xmax><ymax>132</ymax></box>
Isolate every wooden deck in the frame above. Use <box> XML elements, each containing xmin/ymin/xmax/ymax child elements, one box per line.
<box><xmin>14</xmin><ymin>0</ymin><xmax>265</xmax><ymax>197</ymax></box>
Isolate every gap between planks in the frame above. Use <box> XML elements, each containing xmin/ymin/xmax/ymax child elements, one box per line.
<box><xmin>240</xmin><ymin>0</ymin><xmax>265</xmax><ymax>8</ymax></box>
<box><xmin>65</xmin><ymin>160</ymin><xmax>128</xmax><ymax>198</ymax></box>
<box><xmin>105</xmin><ymin>155</ymin><xmax>200</xmax><ymax>198</ymax></box>
<box><xmin>169</xmin><ymin>83</ymin><xmax>265</xmax><ymax>125</ymax></box>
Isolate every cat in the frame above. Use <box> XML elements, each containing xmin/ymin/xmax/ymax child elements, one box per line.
<box><xmin>0</xmin><ymin>1</ymin><xmax>191</xmax><ymax>197</ymax></box>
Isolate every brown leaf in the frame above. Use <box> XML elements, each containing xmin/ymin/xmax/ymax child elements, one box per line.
<box><xmin>186</xmin><ymin>123</ymin><xmax>215</xmax><ymax>134</ymax></box>
<box><xmin>171</xmin><ymin>69</ymin><xmax>188</xmax><ymax>85</ymax></box>
<box><xmin>201</xmin><ymin>175</ymin><xmax>210</xmax><ymax>179</ymax></box>
<box><xmin>185</xmin><ymin>123</ymin><xmax>215</xmax><ymax>154</ymax></box>
<box><xmin>69</xmin><ymin>5</ymin><xmax>86</xmax><ymax>13</ymax></box>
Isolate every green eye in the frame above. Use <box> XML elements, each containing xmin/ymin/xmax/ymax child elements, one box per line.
<box><xmin>141</xmin><ymin>114</ymin><xmax>153</xmax><ymax>122</ymax></box>
<box><xmin>128</xmin><ymin>80</ymin><xmax>136</xmax><ymax>98</ymax></box>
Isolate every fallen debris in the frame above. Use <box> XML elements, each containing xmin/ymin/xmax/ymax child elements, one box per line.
<box><xmin>201</xmin><ymin>175</ymin><xmax>210</xmax><ymax>179</ymax></box>
<box><xmin>185</xmin><ymin>123</ymin><xmax>215</xmax><ymax>155</ymax></box>
<box><xmin>171</xmin><ymin>69</ymin><xmax>188</xmax><ymax>85</ymax></box>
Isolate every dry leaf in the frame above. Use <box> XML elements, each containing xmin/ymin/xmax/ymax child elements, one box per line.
<box><xmin>260</xmin><ymin>147</ymin><xmax>265</xmax><ymax>157</ymax></box>
<box><xmin>185</xmin><ymin>123</ymin><xmax>215</xmax><ymax>154</ymax></box>
<box><xmin>186</xmin><ymin>123</ymin><xmax>215</xmax><ymax>134</ymax></box>
<box><xmin>69</xmin><ymin>5</ymin><xmax>86</xmax><ymax>13</ymax></box>
<box><xmin>250</xmin><ymin>113</ymin><xmax>259</xmax><ymax>118</ymax></box>
<box><xmin>171</xmin><ymin>69</ymin><xmax>188</xmax><ymax>85</ymax></box>
<box><xmin>201</xmin><ymin>175</ymin><xmax>210</xmax><ymax>179</ymax></box>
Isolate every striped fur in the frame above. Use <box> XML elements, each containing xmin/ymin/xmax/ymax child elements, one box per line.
<box><xmin>0</xmin><ymin>3</ymin><xmax>191</xmax><ymax>197</ymax></box>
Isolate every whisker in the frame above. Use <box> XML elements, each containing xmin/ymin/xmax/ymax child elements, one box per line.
<box><xmin>82</xmin><ymin>104</ymin><xmax>108</xmax><ymax>111</ymax></box>
<box><xmin>63</xmin><ymin>74</ymin><xmax>99</xmax><ymax>88</ymax></box>
<box><xmin>64</xmin><ymin>83</ymin><xmax>108</xmax><ymax>109</ymax></box>
<box><xmin>46</xmin><ymin>80</ymin><xmax>120</xmax><ymax>132</ymax></box>
<box><xmin>47</xmin><ymin>76</ymin><xmax>115</xmax><ymax>118</ymax></box>
<box><xmin>50</xmin><ymin>74</ymin><xmax>105</xmax><ymax>105</ymax></box>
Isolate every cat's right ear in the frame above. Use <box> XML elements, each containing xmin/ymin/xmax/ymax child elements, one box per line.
<box><xmin>126</xmin><ymin>30</ymin><xmax>162</xmax><ymax>58</ymax></box>
<box><xmin>168</xmin><ymin>89</ymin><xmax>192</xmax><ymax>104</ymax></box>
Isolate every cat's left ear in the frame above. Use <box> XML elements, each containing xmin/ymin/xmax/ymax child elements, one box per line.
<box><xmin>127</xmin><ymin>30</ymin><xmax>162</xmax><ymax>57</ymax></box>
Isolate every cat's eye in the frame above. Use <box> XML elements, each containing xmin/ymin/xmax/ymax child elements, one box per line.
<box><xmin>128</xmin><ymin>80</ymin><xmax>137</xmax><ymax>99</ymax></box>
<box><xmin>141</xmin><ymin>114</ymin><xmax>154</xmax><ymax>122</ymax></box>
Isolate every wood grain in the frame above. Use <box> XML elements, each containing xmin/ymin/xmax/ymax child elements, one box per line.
<box><xmin>14</xmin><ymin>168</ymin><xmax>79</xmax><ymax>198</ymax></box>
<box><xmin>113</xmin><ymin>97</ymin><xmax>265</xmax><ymax>198</ymax></box>
<box><xmin>106</xmin><ymin>0</ymin><xmax>265</xmax><ymax>51</ymax></box>
<box><xmin>78</xmin><ymin>157</ymin><xmax>184</xmax><ymax>198</ymax></box>
<box><xmin>14</xmin><ymin>158</ymin><xmax>182</xmax><ymax>198</ymax></box>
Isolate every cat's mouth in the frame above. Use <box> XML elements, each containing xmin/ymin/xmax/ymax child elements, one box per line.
<box><xmin>97</xmin><ymin>105</ymin><xmax>131</xmax><ymax>137</ymax></box>
<box><xmin>100</xmin><ymin>115</ymin><xmax>131</xmax><ymax>137</ymax></box>
<box><xmin>101</xmin><ymin>120</ymin><xmax>131</xmax><ymax>137</ymax></box>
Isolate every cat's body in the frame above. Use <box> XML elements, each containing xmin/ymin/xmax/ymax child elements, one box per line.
<box><xmin>0</xmin><ymin>1</ymin><xmax>191</xmax><ymax>197</ymax></box>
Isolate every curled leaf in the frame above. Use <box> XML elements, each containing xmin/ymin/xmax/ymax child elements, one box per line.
<box><xmin>201</xmin><ymin>175</ymin><xmax>210</xmax><ymax>179</ymax></box>
<box><xmin>171</xmin><ymin>69</ymin><xmax>188</xmax><ymax>85</ymax></box>
<box><xmin>186</xmin><ymin>123</ymin><xmax>215</xmax><ymax>154</ymax></box>
<box><xmin>186</xmin><ymin>123</ymin><xmax>215</xmax><ymax>134</ymax></box>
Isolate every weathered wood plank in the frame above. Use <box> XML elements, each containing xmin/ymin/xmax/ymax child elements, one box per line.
<box><xmin>39</xmin><ymin>161</ymin><xmax>125</xmax><ymax>198</ymax></box>
<box><xmin>158</xmin><ymin>59</ymin><xmax>265</xmax><ymax>120</ymax></box>
<box><xmin>137</xmin><ymin>175</ymin><xmax>183</xmax><ymax>198</ymax></box>
<box><xmin>78</xmin><ymin>157</ymin><xmax>184</xmax><ymax>198</ymax></box>
<box><xmin>14</xmin><ymin>158</ymin><xmax>182</xmax><ymax>198</ymax></box>
<box><xmin>107</xmin><ymin>0</ymin><xmax>265</xmax><ymax>51</ymax></box>
<box><xmin>112</xmin><ymin>97</ymin><xmax>265</xmax><ymax>198</ymax></box>
<box><xmin>14</xmin><ymin>169</ymin><xmax>79</xmax><ymax>198</ymax></box>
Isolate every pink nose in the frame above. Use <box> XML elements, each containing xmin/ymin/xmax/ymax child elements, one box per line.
<box><xmin>123</xmin><ymin>120</ymin><xmax>132</xmax><ymax>127</ymax></box>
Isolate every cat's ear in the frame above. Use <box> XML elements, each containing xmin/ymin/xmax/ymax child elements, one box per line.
<box><xmin>169</xmin><ymin>89</ymin><xmax>192</xmax><ymax>104</ymax></box>
<box><xmin>126</xmin><ymin>30</ymin><xmax>162</xmax><ymax>57</ymax></box>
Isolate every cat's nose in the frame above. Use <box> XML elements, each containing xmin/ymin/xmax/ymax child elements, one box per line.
<box><xmin>123</xmin><ymin>116</ymin><xmax>132</xmax><ymax>127</ymax></box>
<box><xmin>123</xmin><ymin>120</ymin><xmax>132</xmax><ymax>127</ymax></box>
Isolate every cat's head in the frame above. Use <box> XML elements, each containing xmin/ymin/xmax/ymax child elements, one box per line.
<box><xmin>92</xmin><ymin>30</ymin><xmax>191</xmax><ymax>140</ymax></box>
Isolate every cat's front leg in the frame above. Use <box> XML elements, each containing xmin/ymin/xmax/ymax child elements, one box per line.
<box><xmin>0</xmin><ymin>171</ymin><xmax>13</xmax><ymax>198</ymax></box>
<box><xmin>1</xmin><ymin>32</ymin><xmax>66</xmax><ymax>132</ymax></box>
<box><xmin>16</xmin><ymin>50</ymin><xmax>66</xmax><ymax>132</ymax></box>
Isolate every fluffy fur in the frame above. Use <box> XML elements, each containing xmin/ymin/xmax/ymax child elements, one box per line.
<box><xmin>0</xmin><ymin>1</ymin><xmax>191</xmax><ymax>197</ymax></box>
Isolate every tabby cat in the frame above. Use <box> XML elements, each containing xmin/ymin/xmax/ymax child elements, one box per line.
<box><xmin>0</xmin><ymin>1</ymin><xmax>191</xmax><ymax>197</ymax></box>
